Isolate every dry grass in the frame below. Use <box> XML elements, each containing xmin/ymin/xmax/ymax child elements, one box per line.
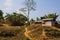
<box><xmin>0</xmin><ymin>24</ymin><xmax>27</xmax><ymax>40</ymax></box>
<box><xmin>0</xmin><ymin>24</ymin><xmax>60</xmax><ymax>40</ymax></box>
<box><xmin>25</xmin><ymin>24</ymin><xmax>60</xmax><ymax>40</ymax></box>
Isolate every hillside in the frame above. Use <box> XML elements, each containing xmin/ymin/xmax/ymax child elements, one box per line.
<box><xmin>0</xmin><ymin>24</ymin><xmax>60</xmax><ymax>40</ymax></box>
<box><xmin>0</xmin><ymin>25</ymin><xmax>26</xmax><ymax>40</ymax></box>
<box><xmin>25</xmin><ymin>24</ymin><xmax>60</xmax><ymax>40</ymax></box>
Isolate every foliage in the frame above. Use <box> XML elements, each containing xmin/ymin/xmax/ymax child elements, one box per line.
<box><xmin>23</xmin><ymin>0</ymin><xmax>36</xmax><ymax>24</ymax></box>
<box><xmin>24</xmin><ymin>0</ymin><xmax>36</xmax><ymax>11</ymax></box>
<box><xmin>5</xmin><ymin>12</ymin><xmax>27</xmax><ymax>26</ymax></box>
<box><xmin>0</xmin><ymin>10</ymin><xmax>4</xmax><ymax>23</ymax></box>
<box><xmin>36</xmin><ymin>17</ymin><xmax>40</xmax><ymax>21</ymax></box>
<box><xmin>0</xmin><ymin>26</ymin><xmax>26</xmax><ymax>40</ymax></box>
<box><xmin>45</xmin><ymin>28</ymin><xmax>60</xmax><ymax>38</ymax></box>
<box><xmin>0</xmin><ymin>27</ymin><xmax>20</xmax><ymax>37</ymax></box>
<box><xmin>30</xmin><ymin>19</ymin><xmax>35</xmax><ymax>24</ymax></box>
<box><xmin>24</xmin><ymin>37</ymin><xmax>30</xmax><ymax>40</ymax></box>
<box><xmin>41</xmin><ymin>13</ymin><xmax>59</xmax><ymax>20</ymax></box>
<box><xmin>41</xmin><ymin>15</ymin><xmax>47</xmax><ymax>19</ymax></box>
<box><xmin>0</xmin><ymin>10</ymin><xmax>3</xmax><ymax>19</ymax></box>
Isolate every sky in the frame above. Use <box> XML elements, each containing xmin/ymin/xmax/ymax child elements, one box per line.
<box><xmin>0</xmin><ymin>0</ymin><xmax>60</xmax><ymax>20</ymax></box>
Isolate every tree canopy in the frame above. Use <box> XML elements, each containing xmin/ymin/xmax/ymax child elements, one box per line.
<box><xmin>0</xmin><ymin>10</ymin><xmax>4</xmax><ymax>23</ymax></box>
<box><xmin>23</xmin><ymin>0</ymin><xmax>36</xmax><ymax>24</ymax></box>
<box><xmin>5</xmin><ymin>12</ymin><xmax>27</xmax><ymax>26</ymax></box>
<box><xmin>41</xmin><ymin>13</ymin><xmax>59</xmax><ymax>20</ymax></box>
<box><xmin>0</xmin><ymin>10</ymin><xmax>3</xmax><ymax>20</ymax></box>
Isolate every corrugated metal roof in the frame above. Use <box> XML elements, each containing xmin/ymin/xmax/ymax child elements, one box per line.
<box><xmin>35</xmin><ymin>20</ymin><xmax>43</xmax><ymax>22</ymax></box>
<box><xmin>42</xmin><ymin>18</ymin><xmax>54</xmax><ymax>21</ymax></box>
<box><xmin>35</xmin><ymin>18</ymin><xmax>54</xmax><ymax>22</ymax></box>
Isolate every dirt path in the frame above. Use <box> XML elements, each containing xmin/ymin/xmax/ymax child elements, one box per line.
<box><xmin>24</xmin><ymin>24</ymin><xmax>60</xmax><ymax>40</ymax></box>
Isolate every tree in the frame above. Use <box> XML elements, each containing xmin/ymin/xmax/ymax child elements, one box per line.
<box><xmin>0</xmin><ymin>10</ymin><xmax>4</xmax><ymax>23</ymax></box>
<box><xmin>30</xmin><ymin>19</ymin><xmax>35</xmax><ymax>24</ymax></box>
<box><xmin>5</xmin><ymin>13</ymin><xmax>13</xmax><ymax>23</ymax></box>
<box><xmin>40</xmin><ymin>13</ymin><xmax>59</xmax><ymax>20</ymax></box>
<box><xmin>41</xmin><ymin>15</ymin><xmax>47</xmax><ymax>19</ymax></box>
<box><xmin>24</xmin><ymin>0</ymin><xmax>36</xmax><ymax>24</ymax></box>
<box><xmin>36</xmin><ymin>17</ymin><xmax>40</xmax><ymax>21</ymax></box>
<box><xmin>0</xmin><ymin>10</ymin><xmax>3</xmax><ymax>19</ymax></box>
<box><xmin>47</xmin><ymin>13</ymin><xmax>59</xmax><ymax>21</ymax></box>
<box><xmin>5</xmin><ymin>12</ymin><xmax>27</xmax><ymax>26</ymax></box>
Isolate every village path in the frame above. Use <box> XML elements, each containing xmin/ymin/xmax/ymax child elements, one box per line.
<box><xmin>25</xmin><ymin>24</ymin><xmax>60</xmax><ymax>34</ymax></box>
<box><xmin>24</xmin><ymin>24</ymin><xmax>60</xmax><ymax>40</ymax></box>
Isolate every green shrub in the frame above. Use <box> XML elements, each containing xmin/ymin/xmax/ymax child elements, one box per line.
<box><xmin>24</xmin><ymin>37</ymin><xmax>30</xmax><ymax>40</ymax></box>
<box><xmin>5</xmin><ymin>13</ymin><xmax>27</xmax><ymax>26</ymax></box>
<box><xmin>45</xmin><ymin>28</ymin><xmax>60</xmax><ymax>38</ymax></box>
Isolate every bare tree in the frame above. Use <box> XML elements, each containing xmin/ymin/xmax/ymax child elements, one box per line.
<box><xmin>19</xmin><ymin>0</ymin><xmax>36</xmax><ymax>24</ymax></box>
<box><xmin>24</xmin><ymin>0</ymin><xmax>36</xmax><ymax>24</ymax></box>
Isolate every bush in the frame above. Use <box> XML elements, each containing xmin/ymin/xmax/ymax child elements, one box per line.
<box><xmin>0</xmin><ymin>27</ymin><xmax>22</xmax><ymax>37</ymax></box>
<box><xmin>45</xmin><ymin>28</ymin><xmax>60</xmax><ymax>38</ymax></box>
<box><xmin>24</xmin><ymin>37</ymin><xmax>30</xmax><ymax>40</ymax></box>
<box><xmin>5</xmin><ymin>13</ymin><xmax>27</xmax><ymax>26</ymax></box>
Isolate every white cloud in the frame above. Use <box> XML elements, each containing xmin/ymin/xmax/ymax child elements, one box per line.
<box><xmin>4</xmin><ymin>0</ymin><xmax>12</xmax><ymax>11</ymax></box>
<box><xmin>4</xmin><ymin>0</ymin><xmax>12</xmax><ymax>7</ymax></box>
<box><xmin>6</xmin><ymin>0</ymin><xmax>12</xmax><ymax>2</ymax></box>
<box><xmin>16</xmin><ymin>10</ymin><xmax>20</xmax><ymax>13</ymax></box>
<box><xmin>4</xmin><ymin>2</ymin><xmax>12</xmax><ymax>6</ymax></box>
<box><xmin>3</xmin><ymin>7</ymin><xmax>12</xmax><ymax>12</ymax></box>
<box><xmin>5</xmin><ymin>7</ymin><xmax>11</xmax><ymax>10</ymax></box>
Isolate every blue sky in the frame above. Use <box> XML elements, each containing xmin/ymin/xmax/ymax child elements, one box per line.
<box><xmin>0</xmin><ymin>0</ymin><xmax>60</xmax><ymax>20</ymax></box>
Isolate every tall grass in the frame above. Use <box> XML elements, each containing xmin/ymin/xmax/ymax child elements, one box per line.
<box><xmin>0</xmin><ymin>26</ymin><xmax>27</xmax><ymax>40</ymax></box>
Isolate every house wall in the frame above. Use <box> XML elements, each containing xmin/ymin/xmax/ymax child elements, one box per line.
<box><xmin>45</xmin><ymin>21</ymin><xmax>52</xmax><ymax>26</ymax></box>
<box><xmin>52</xmin><ymin>21</ymin><xmax>56</xmax><ymax>26</ymax></box>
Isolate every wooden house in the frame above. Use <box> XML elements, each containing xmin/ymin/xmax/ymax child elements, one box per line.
<box><xmin>35</xmin><ymin>18</ymin><xmax>56</xmax><ymax>26</ymax></box>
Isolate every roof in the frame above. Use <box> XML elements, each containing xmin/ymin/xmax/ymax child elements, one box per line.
<box><xmin>35</xmin><ymin>18</ymin><xmax>55</xmax><ymax>23</ymax></box>
<box><xmin>35</xmin><ymin>20</ymin><xmax>43</xmax><ymax>22</ymax></box>
<box><xmin>42</xmin><ymin>18</ymin><xmax>54</xmax><ymax>21</ymax></box>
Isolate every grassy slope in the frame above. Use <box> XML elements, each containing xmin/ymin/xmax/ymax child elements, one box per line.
<box><xmin>0</xmin><ymin>24</ymin><xmax>60</xmax><ymax>40</ymax></box>
<box><xmin>0</xmin><ymin>25</ymin><xmax>26</xmax><ymax>40</ymax></box>
<box><xmin>25</xmin><ymin>24</ymin><xmax>60</xmax><ymax>40</ymax></box>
